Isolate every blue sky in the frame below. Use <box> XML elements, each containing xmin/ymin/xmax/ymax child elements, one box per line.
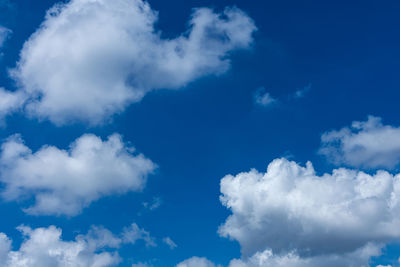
<box><xmin>0</xmin><ymin>0</ymin><xmax>400</xmax><ymax>266</ymax></box>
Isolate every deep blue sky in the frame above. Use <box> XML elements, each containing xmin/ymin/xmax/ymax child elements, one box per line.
<box><xmin>1</xmin><ymin>0</ymin><xmax>400</xmax><ymax>266</ymax></box>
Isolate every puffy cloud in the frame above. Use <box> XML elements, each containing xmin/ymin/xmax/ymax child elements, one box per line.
<box><xmin>254</xmin><ymin>87</ymin><xmax>277</xmax><ymax>107</ymax></box>
<box><xmin>218</xmin><ymin>158</ymin><xmax>400</xmax><ymax>265</ymax></box>
<box><xmin>2</xmin><ymin>225</ymin><xmax>121</xmax><ymax>267</ymax></box>
<box><xmin>319</xmin><ymin>116</ymin><xmax>400</xmax><ymax>169</ymax></box>
<box><xmin>0</xmin><ymin>223</ymin><xmax>154</xmax><ymax>267</ymax></box>
<box><xmin>0</xmin><ymin>133</ymin><xmax>156</xmax><ymax>216</ymax></box>
<box><xmin>0</xmin><ymin>88</ymin><xmax>26</xmax><ymax>120</ymax></box>
<box><xmin>176</xmin><ymin>256</ymin><xmax>218</xmax><ymax>267</ymax></box>
<box><xmin>162</xmin><ymin>237</ymin><xmax>177</xmax><ymax>250</ymax></box>
<box><xmin>228</xmin><ymin>244</ymin><xmax>382</xmax><ymax>267</ymax></box>
<box><xmin>11</xmin><ymin>0</ymin><xmax>256</xmax><ymax>125</ymax></box>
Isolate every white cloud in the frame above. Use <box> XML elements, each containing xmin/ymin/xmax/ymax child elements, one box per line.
<box><xmin>0</xmin><ymin>223</ymin><xmax>154</xmax><ymax>267</ymax></box>
<box><xmin>10</xmin><ymin>0</ymin><xmax>256</xmax><ymax>125</ymax></box>
<box><xmin>1</xmin><ymin>225</ymin><xmax>121</xmax><ymax>267</ymax></box>
<box><xmin>142</xmin><ymin>197</ymin><xmax>161</xmax><ymax>211</ymax></box>
<box><xmin>0</xmin><ymin>133</ymin><xmax>156</xmax><ymax>216</ymax></box>
<box><xmin>0</xmin><ymin>25</ymin><xmax>11</xmax><ymax>48</ymax></box>
<box><xmin>228</xmin><ymin>244</ymin><xmax>383</xmax><ymax>267</ymax></box>
<box><xmin>122</xmin><ymin>223</ymin><xmax>156</xmax><ymax>248</ymax></box>
<box><xmin>0</xmin><ymin>88</ymin><xmax>26</xmax><ymax>121</ymax></box>
<box><xmin>320</xmin><ymin>116</ymin><xmax>400</xmax><ymax>169</ymax></box>
<box><xmin>176</xmin><ymin>256</ymin><xmax>218</xmax><ymax>267</ymax></box>
<box><xmin>163</xmin><ymin>237</ymin><xmax>177</xmax><ymax>250</ymax></box>
<box><xmin>218</xmin><ymin>158</ymin><xmax>400</xmax><ymax>265</ymax></box>
<box><xmin>254</xmin><ymin>87</ymin><xmax>277</xmax><ymax>107</ymax></box>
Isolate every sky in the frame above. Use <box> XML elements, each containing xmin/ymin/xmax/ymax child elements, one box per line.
<box><xmin>0</xmin><ymin>0</ymin><xmax>400</xmax><ymax>266</ymax></box>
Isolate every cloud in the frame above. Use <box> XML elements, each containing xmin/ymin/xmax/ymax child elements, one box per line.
<box><xmin>0</xmin><ymin>223</ymin><xmax>155</xmax><ymax>267</ymax></box>
<box><xmin>163</xmin><ymin>237</ymin><xmax>177</xmax><ymax>250</ymax></box>
<box><xmin>291</xmin><ymin>84</ymin><xmax>311</xmax><ymax>99</ymax></box>
<box><xmin>0</xmin><ymin>88</ymin><xmax>26</xmax><ymax>121</ymax></box>
<box><xmin>176</xmin><ymin>257</ymin><xmax>218</xmax><ymax>267</ymax></box>
<box><xmin>228</xmin><ymin>244</ymin><xmax>383</xmax><ymax>267</ymax></box>
<box><xmin>10</xmin><ymin>0</ymin><xmax>256</xmax><ymax>125</ymax></box>
<box><xmin>320</xmin><ymin>116</ymin><xmax>400</xmax><ymax>169</ymax></box>
<box><xmin>254</xmin><ymin>87</ymin><xmax>277</xmax><ymax>107</ymax></box>
<box><xmin>0</xmin><ymin>25</ymin><xmax>11</xmax><ymax>48</ymax></box>
<box><xmin>218</xmin><ymin>158</ymin><xmax>400</xmax><ymax>265</ymax></box>
<box><xmin>142</xmin><ymin>197</ymin><xmax>162</xmax><ymax>211</ymax></box>
<box><xmin>0</xmin><ymin>133</ymin><xmax>156</xmax><ymax>216</ymax></box>
<box><xmin>122</xmin><ymin>223</ymin><xmax>156</xmax><ymax>248</ymax></box>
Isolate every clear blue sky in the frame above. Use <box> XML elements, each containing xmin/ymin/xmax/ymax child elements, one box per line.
<box><xmin>0</xmin><ymin>0</ymin><xmax>400</xmax><ymax>266</ymax></box>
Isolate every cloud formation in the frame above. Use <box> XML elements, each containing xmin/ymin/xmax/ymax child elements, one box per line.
<box><xmin>0</xmin><ymin>223</ymin><xmax>154</xmax><ymax>267</ymax></box>
<box><xmin>320</xmin><ymin>116</ymin><xmax>400</xmax><ymax>169</ymax></box>
<box><xmin>253</xmin><ymin>87</ymin><xmax>277</xmax><ymax>107</ymax></box>
<box><xmin>218</xmin><ymin>158</ymin><xmax>400</xmax><ymax>265</ymax></box>
<box><xmin>0</xmin><ymin>133</ymin><xmax>156</xmax><ymax>216</ymax></box>
<box><xmin>10</xmin><ymin>0</ymin><xmax>256</xmax><ymax>125</ymax></box>
<box><xmin>176</xmin><ymin>256</ymin><xmax>218</xmax><ymax>267</ymax></box>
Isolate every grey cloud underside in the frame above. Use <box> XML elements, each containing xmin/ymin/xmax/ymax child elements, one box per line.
<box><xmin>1</xmin><ymin>0</ymin><xmax>256</xmax><ymax>125</ymax></box>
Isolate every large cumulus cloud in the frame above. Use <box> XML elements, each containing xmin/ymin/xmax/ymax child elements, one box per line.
<box><xmin>9</xmin><ymin>0</ymin><xmax>256</xmax><ymax>125</ymax></box>
<box><xmin>0</xmin><ymin>133</ymin><xmax>156</xmax><ymax>216</ymax></box>
<box><xmin>218</xmin><ymin>158</ymin><xmax>400</xmax><ymax>265</ymax></box>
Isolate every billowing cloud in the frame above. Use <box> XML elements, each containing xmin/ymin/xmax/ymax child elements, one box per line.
<box><xmin>0</xmin><ymin>223</ymin><xmax>154</xmax><ymax>267</ymax></box>
<box><xmin>176</xmin><ymin>256</ymin><xmax>218</xmax><ymax>267</ymax></box>
<box><xmin>10</xmin><ymin>0</ymin><xmax>256</xmax><ymax>125</ymax></box>
<box><xmin>218</xmin><ymin>158</ymin><xmax>400</xmax><ymax>265</ymax></box>
<box><xmin>0</xmin><ymin>133</ymin><xmax>156</xmax><ymax>216</ymax></box>
<box><xmin>0</xmin><ymin>88</ymin><xmax>26</xmax><ymax>120</ymax></box>
<box><xmin>228</xmin><ymin>245</ymin><xmax>383</xmax><ymax>267</ymax></box>
<box><xmin>319</xmin><ymin>116</ymin><xmax>400</xmax><ymax>169</ymax></box>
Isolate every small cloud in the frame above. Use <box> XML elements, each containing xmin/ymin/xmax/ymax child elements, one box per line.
<box><xmin>163</xmin><ymin>237</ymin><xmax>177</xmax><ymax>250</ymax></box>
<box><xmin>292</xmin><ymin>84</ymin><xmax>311</xmax><ymax>99</ymax></box>
<box><xmin>142</xmin><ymin>197</ymin><xmax>162</xmax><ymax>211</ymax></box>
<box><xmin>254</xmin><ymin>87</ymin><xmax>278</xmax><ymax>107</ymax></box>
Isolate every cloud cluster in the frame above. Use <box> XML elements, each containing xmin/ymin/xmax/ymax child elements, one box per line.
<box><xmin>0</xmin><ymin>223</ymin><xmax>154</xmax><ymax>267</ymax></box>
<box><xmin>320</xmin><ymin>116</ymin><xmax>400</xmax><ymax>169</ymax></box>
<box><xmin>176</xmin><ymin>256</ymin><xmax>219</xmax><ymax>267</ymax></box>
<box><xmin>218</xmin><ymin>158</ymin><xmax>400</xmax><ymax>266</ymax></box>
<box><xmin>9</xmin><ymin>0</ymin><xmax>256</xmax><ymax>125</ymax></box>
<box><xmin>0</xmin><ymin>133</ymin><xmax>156</xmax><ymax>216</ymax></box>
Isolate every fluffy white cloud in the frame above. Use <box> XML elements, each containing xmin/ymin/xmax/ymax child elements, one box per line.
<box><xmin>0</xmin><ymin>133</ymin><xmax>156</xmax><ymax>216</ymax></box>
<box><xmin>11</xmin><ymin>0</ymin><xmax>256</xmax><ymax>125</ymax></box>
<box><xmin>218</xmin><ymin>158</ymin><xmax>400</xmax><ymax>265</ymax></box>
<box><xmin>0</xmin><ymin>223</ymin><xmax>154</xmax><ymax>267</ymax></box>
<box><xmin>1</xmin><ymin>225</ymin><xmax>120</xmax><ymax>267</ymax></box>
<box><xmin>176</xmin><ymin>256</ymin><xmax>218</xmax><ymax>267</ymax></box>
<box><xmin>319</xmin><ymin>116</ymin><xmax>400</xmax><ymax>169</ymax></box>
<box><xmin>0</xmin><ymin>88</ymin><xmax>26</xmax><ymax>120</ymax></box>
<box><xmin>228</xmin><ymin>244</ymin><xmax>383</xmax><ymax>267</ymax></box>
